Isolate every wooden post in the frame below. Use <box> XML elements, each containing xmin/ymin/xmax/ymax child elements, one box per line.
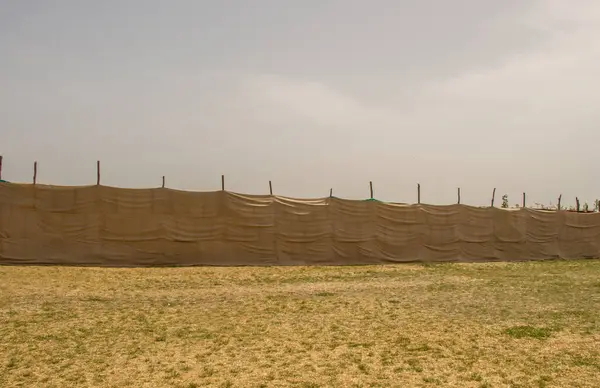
<box><xmin>221</xmin><ymin>175</ymin><xmax>225</xmax><ymax>191</ymax></box>
<box><xmin>0</xmin><ymin>155</ymin><xmax>3</xmax><ymax>181</ymax></box>
<box><xmin>457</xmin><ymin>187</ymin><xmax>461</xmax><ymax>204</ymax></box>
<box><xmin>33</xmin><ymin>161</ymin><xmax>38</xmax><ymax>185</ymax></box>
<box><xmin>576</xmin><ymin>197</ymin><xmax>580</xmax><ymax>212</ymax></box>
<box><xmin>329</xmin><ymin>188</ymin><xmax>333</xmax><ymax>198</ymax></box>
<box><xmin>269</xmin><ymin>180</ymin><xmax>273</xmax><ymax>195</ymax></box>
<box><xmin>558</xmin><ymin>194</ymin><xmax>562</xmax><ymax>210</ymax></box>
<box><xmin>96</xmin><ymin>161</ymin><xmax>101</xmax><ymax>185</ymax></box>
<box><xmin>369</xmin><ymin>181</ymin><xmax>374</xmax><ymax>199</ymax></box>
<box><xmin>522</xmin><ymin>192</ymin><xmax>526</xmax><ymax>208</ymax></box>
<box><xmin>162</xmin><ymin>176</ymin><xmax>165</xmax><ymax>188</ymax></box>
<box><xmin>491</xmin><ymin>188</ymin><xmax>496</xmax><ymax>207</ymax></box>
<box><xmin>417</xmin><ymin>183</ymin><xmax>421</xmax><ymax>204</ymax></box>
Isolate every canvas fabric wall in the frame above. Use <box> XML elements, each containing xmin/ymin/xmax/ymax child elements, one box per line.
<box><xmin>1</xmin><ymin>183</ymin><xmax>598</xmax><ymax>266</ymax></box>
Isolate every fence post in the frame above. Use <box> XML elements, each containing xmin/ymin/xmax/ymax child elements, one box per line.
<box><xmin>457</xmin><ymin>187</ymin><xmax>461</xmax><ymax>204</ymax></box>
<box><xmin>558</xmin><ymin>194</ymin><xmax>562</xmax><ymax>210</ymax></box>
<box><xmin>162</xmin><ymin>176</ymin><xmax>165</xmax><ymax>188</ymax></box>
<box><xmin>369</xmin><ymin>181</ymin><xmax>374</xmax><ymax>199</ymax></box>
<box><xmin>33</xmin><ymin>161</ymin><xmax>38</xmax><ymax>185</ymax></box>
<box><xmin>221</xmin><ymin>175</ymin><xmax>225</xmax><ymax>191</ymax></box>
<box><xmin>0</xmin><ymin>155</ymin><xmax>3</xmax><ymax>180</ymax></box>
<box><xmin>329</xmin><ymin>188</ymin><xmax>333</xmax><ymax>198</ymax></box>
<box><xmin>96</xmin><ymin>161</ymin><xmax>101</xmax><ymax>185</ymax></box>
<box><xmin>491</xmin><ymin>188</ymin><xmax>496</xmax><ymax>207</ymax></box>
<box><xmin>269</xmin><ymin>181</ymin><xmax>273</xmax><ymax>195</ymax></box>
<box><xmin>576</xmin><ymin>197</ymin><xmax>580</xmax><ymax>212</ymax></box>
<box><xmin>417</xmin><ymin>183</ymin><xmax>421</xmax><ymax>204</ymax></box>
<box><xmin>522</xmin><ymin>192</ymin><xmax>526</xmax><ymax>208</ymax></box>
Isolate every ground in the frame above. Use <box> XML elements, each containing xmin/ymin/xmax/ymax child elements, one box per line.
<box><xmin>0</xmin><ymin>260</ymin><xmax>599</xmax><ymax>387</ymax></box>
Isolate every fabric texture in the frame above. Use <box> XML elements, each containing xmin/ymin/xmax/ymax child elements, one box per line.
<box><xmin>0</xmin><ymin>183</ymin><xmax>598</xmax><ymax>266</ymax></box>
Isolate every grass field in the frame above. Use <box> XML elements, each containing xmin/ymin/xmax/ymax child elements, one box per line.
<box><xmin>1</xmin><ymin>261</ymin><xmax>599</xmax><ymax>387</ymax></box>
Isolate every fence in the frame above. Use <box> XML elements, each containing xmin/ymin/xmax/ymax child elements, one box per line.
<box><xmin>1</xmin><ymin>158</ymin><xmax>597</xmax><ymax>210</ymax></box>
<box><xmin>1</xmin><ymin>181</ymin><xmax>599</xmax><ymax>266</ymax></box>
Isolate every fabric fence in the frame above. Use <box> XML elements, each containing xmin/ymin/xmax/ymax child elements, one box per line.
<box><xmin>1</xmin><ymin>183</ymin><xmax>598</xmax><ymax>266</ymax></box>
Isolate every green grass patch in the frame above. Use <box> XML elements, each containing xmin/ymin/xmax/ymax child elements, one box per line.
<box><xmin>504</xmin><ymin>325</ymin><xmax>554</xmax><ymax>339</ymax></box>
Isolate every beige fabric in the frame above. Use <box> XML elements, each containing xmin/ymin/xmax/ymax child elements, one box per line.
<box><xmin>1</xmin><ymin>183</ymin><xmax>599</xmax><ymax>266</ymax></box>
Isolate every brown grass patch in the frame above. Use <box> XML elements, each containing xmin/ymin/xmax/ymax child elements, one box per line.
<box><xmin>1</xmin><ymin>260</ymin><xmax>599</xmax><ymax>387</ymax></box>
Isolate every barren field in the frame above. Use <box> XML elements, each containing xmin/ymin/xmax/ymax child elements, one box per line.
<box><xmin>1</xmin><ymin>260</ymin><xmax>599</xmax><ymax>387</ymax></box>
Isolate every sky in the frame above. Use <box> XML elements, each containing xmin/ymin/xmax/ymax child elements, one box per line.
<box><xmin>1</xmin><ymin>0</ymin><xmax>599</xmax><ymax>207</ymax></box>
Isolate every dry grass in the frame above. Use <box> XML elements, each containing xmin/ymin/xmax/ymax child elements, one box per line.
<box><xmin>1</xmin><ymin>260</ymin><xmax>599</xmax><ymax>387</ymax></box>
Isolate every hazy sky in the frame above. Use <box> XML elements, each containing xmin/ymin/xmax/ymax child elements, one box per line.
<box><xmin>1</xmin><ymin>0</ymin><xmax>599</xmax><ymax>206</ymax></box>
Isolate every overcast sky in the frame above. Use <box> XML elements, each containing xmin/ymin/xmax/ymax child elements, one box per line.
<box><xmin>1</xmin><ymin>0</ymin><xmax>599</xmax><ymax>206</ymax></box>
